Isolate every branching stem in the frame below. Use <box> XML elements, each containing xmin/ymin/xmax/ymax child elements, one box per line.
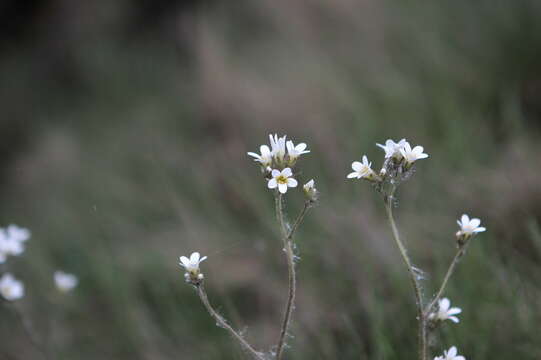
<box><xmin>384</xmin><ymin>187</ymin><xmax>427</xmax><ymax>360</ymax></box>
<box><xmin>275</xmin><ymin>194</ymin><xmax>309</xmax><ymax>360</ymax></box>
<box><xmin>196</xmin><ymin>285</ymin><xmax>265</xmax><ymax>360</ymax></box>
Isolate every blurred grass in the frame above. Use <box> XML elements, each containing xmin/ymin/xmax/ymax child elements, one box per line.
<box><xmin>0</xmin><ymin>0</ymin><xmax>541</xmax><ymax>359</ymax></box>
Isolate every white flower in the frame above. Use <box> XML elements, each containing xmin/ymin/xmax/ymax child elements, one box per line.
<box><xmin>247</xmin><ymin>145</ymin><xmax>273</xmax><ymax>167</ymax></box>
<box><xmin>399</xmin><ymin>142</ymin><xmax>429</xmax><ymax>164</ymax></box>
<box><xmin>0</xmin><ymin>273</ymin><xmax>24</xmax><ymax>301</ymax></box>
<box><xmin>376</xmin><ymin>138</ymin><xmax>407</xmax><ymax>159</ymax></box>
<box><xmin>286</xmin><ymin>140</ymin><xmax>310</xmax><ymax>160</ymax></box>
<box><xmin>54</xmin><ymin>271</ymin><xmax>78</xmax><ymax>292</ymax></box>
<box><xmin>303</xmin><ymin>179</ymin><xmax>315</xmax><ymax>192</ymax></box>
<box><xmin>347</xmin><ymin>156</ymin><xmax>376</xmax><ymax>179</ymax></box>
<box><xmin>179</xmin><ymin>252</ymin><xmax>207</xmax><ymax>273</ymax></box>
<box><xmin>457</xmin><ymin>214</ymin><xmax>486</xmax><ymax>236</ymax></box>
<box><xmin>430</xmin><ymin>298</ymin><xmax>462</xmax><ymax>323</ymax></box>
<box><xmin>269</xmin><ymin>134</ymin><xmax>287</xmax><ymax>161</ymax></box>
<box><xmin>434</xmin><ymin>346</ymin><xmax>465</xmax><ymax>360</ymax></box>
<box><xmin>0</xmin><ymin>233</ymin><xmax>25</xmax><ymax>262</ymax></box>
<box><xmin>5</xmin><ymin>225</ymin><xmax>30</xmax><ymax>243</ymax></box>
<box><xmin>268</xmin><ymin>168</ymin><xmax>298</xmax><ymax>194</ymax></box>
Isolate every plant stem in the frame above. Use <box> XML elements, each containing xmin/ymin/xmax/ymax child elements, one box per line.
<box><xmin>424</xmin><ymin>243</ymin><xmax>469</xmax><ymax>317</ymax></box>
<box><xmin>384</xmin><ymin>189</ymin><xmax>427</xmax><ymax>360</ymax></box>
<box><xmin>275</xmin><ymin>194</ymin><xmax>309</xmax><ymax>360</ymax></box>
<box><xmin>196</xmin><ymin>285</ymin><xmax>265</xmax><ymax>360</ymax></box>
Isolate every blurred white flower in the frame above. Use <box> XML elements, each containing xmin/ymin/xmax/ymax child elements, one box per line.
<box><xmin>247</xmin><ymin>145</ymin><xmax>273</xmax><ymax>167</ymax></box>
<box><xmin>0</xmin><ymin>232</ymin><xmax>25</xmax><ymax>263</ymax></box>
<box><xmin>376</xmin><ymin>138</ymin><xmax>407</xmax><ymax>159</ymax></box>
<box><xmin>268</xmin><ymin>168</ymin><xmax>298</xmax><ymax>194</ymax></box>
<box><xmin>286</xmin><ymin>140</ymin><xmax>310</xmax><ymax>161</ymax></box>
<box><xmin>430</xmin><ymin>298</ymin><xmax>462</xmax><ymax>323</ymax></box>
<box><xmin>54</xmin><ymin>271</ymin><xmax>78</xmax><ymax>292</ymax></box>
<box><xmin>0</xmin><ymin>273</ymin><xmax>24</xmax><ymax>301</ymax></box>
<box><xmin>347</xmin><ymin>156</ymin><xmax>376</xmax><ymax>180</ymax></box>
<box><xmin>179</xmin><ymin>252</ymin><xmax>207</xmax><ymax>274</ymax></box>
<box><xmin>457</xmin><ymin>214</ymin><xmax>486</xmax><ymax>236</ymax></box>
<box><xmin>5</xmin><ymin>225</ymin><xmax>31</xmax><ymax>243</ymax></box>
<box><xmin>269</xmin><ymin>134</ymin><xmax>287</xmax><ymax>161</ymax></box>
<box><xmin>399</xmin><ymin>142</ymin><xmax>429</xmax><ymax>164</ymax></box>
<box><xmin>434</xmin><ymin>346</ymin><xmax>465</xmax><ymax>360</ymax></box>
<box><xmin>303</xmin><ymin>179</ymin><xmax>315</xmax><ymax>192</ymax></box>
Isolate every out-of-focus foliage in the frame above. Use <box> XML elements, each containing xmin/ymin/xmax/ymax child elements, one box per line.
<box><xmin>0</xmin><ymin>0</ymin><xmax>541</xmax><ymax>359</ymax></box>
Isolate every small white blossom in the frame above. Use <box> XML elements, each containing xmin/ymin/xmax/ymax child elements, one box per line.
<box><xmin>286</xmin><ymin>140</ymin><xmax>310</xmax><ymax>161</ymax></box>
<box><xmin>179</xmin><ymin>252</ymin><xmax>207</xmax><ymax>273</ymax></box>
<box><xmin>399</xmin><ymin>142</ymin><xmax>429</xmax><ymax>164</ymax></box>
<box><xmin>303</xmin><ymin>179</ymin><xmax>315</xmax><ymax>192</ymax></box>
<box><xmin>430</xmin><ymin>298</ymin><xmax>462</xmax><ymax>323</ymax></box>
<box><xmin>457</xmin><ymin>214</ymin><xmax>486</xmax><ymax>236</ymax></box>
<box><xmin>54</xmin><ymin>271</ymin><xmax>78</xmax><ymax>292</ymax></box>
<box><xmin>247</xmin><ymin>145</ymin><xmax>273</xmax><ymax>167</ymax></box>
<box><xmin>434</xmin><ymin>346</ymin><xmax>465</xmax><ymax>360</ymax></box>
<box><xmin>268</xmin><ymin>168</ymin><xmax>298</xmax><ymax>194</ymax></box>
<box><xmin>269</xmin><ymin>134</ymin><xmax>287</xmax><ymax>161</ymax></box>
<box><xmin>0</xmin><ymin>273</ymin><xmax>24</xmax><ymax>301</ymax></box>
<box><xmin>5</xmin><ymin>225</ymin><xmax>31</xmax><ymax>243</ymax></box>
<box><xmin>347</xmin><ymin>156</ymin><xmax>376</xmax><ymax>180</ymax></box>
<box><xmin>0</xmin><ymin>233</ymin><xmax>25</xmax><ymax>263</ymax></box>
<box><xmin>376</xmin><ymin>138</ymin><xmax>407</xmax><ymax>159</ymax></box>
<box><xmin>303</xmin><ymin>179</ymin><xmax>318</xmax><ymax>201</ymax></box>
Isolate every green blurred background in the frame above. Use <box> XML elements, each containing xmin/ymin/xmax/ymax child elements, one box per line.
<box><xmin>1</xmin><ymin>0</ymin><xmax>541</xmax><ymax>359</ymax></box>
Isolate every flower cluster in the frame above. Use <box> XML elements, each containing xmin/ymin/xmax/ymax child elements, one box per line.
<box><xmin>347</xmin><ymin>138</ymin><xmax>428</xmax><ymax>187</ymax></box>
<box><xmin>248</xmin><ymin>133</ymin><xmax>317</xmax><ymax>197</ymax></box>
<box><xmin>248</xmin><ymin>134</ymin><xmax>310</xmax><ymax>170</ymax></box>
<box><xmin>0</xmin><ymin>273</ymin><xmax>24</xmax><ymax>301</ymax></box>
<box><xmin>0</xmin><ymin>225</ymin><xmax>31</xmax><ymax>263</ymax></box>
<box><xmin>180</xmin><ymin>252</ymin><xmax>207</xmax><ymax>285</ymax></box>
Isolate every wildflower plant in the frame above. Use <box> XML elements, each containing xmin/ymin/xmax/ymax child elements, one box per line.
<box><xmin>347</xmin><ymin>139</ymin><xmax>486</xmax><ymax>360</ymax></box>
<box><xmin>182</xmin><ymin>133</ymin><xmax>316</xmax><ymax>360</ymax></box>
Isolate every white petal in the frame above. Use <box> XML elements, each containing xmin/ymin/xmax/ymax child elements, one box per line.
<box><xmin>439</xmin><ymin>298</ymin><xmax>450</xmax><ymax>311</ymax></box>
<box><xmin>199</xmin><ymin>256</ymin><xmax>207</xmax><ymax>263</ymax></box>
<box><xmin>179</xmin><ymin>256</ymin><xmax>190</xmax><ymax>267</ymax></box>
<box><xmin>268</xmin><ymin>178</ymin><xmax>278</xmax><ymax>189</ymax></box>
<box><xmin>282</xmin><ymin>168</ymin><xmax>293</xmax><ymax>177</ymax></box>
<box><xmin>461</xmin><ymin>214</ymin><xmax>470</xmax><ymax>225</ymax></box>
<box><xmin>474</xmin><ymin>227</ymin><xmax>486</xmax><ymax>233</ymax></box>
<box><xmin>352</xmin><ymin>161</ymin><xmax>363</xmax><ymax>171</ymax></box>
<box><xmin>455</xmin><ymin>357</ymin><xmax>465</xmax><ymax>360</ymax></box>
<box><xmin>296</xmin><ymin>143</ymin><xmax>307</xmax><ymax>151</ymax></box>
<box><xmin>347</xmin><ymin>172</ymin><xmax>359</xmax><ymax>179</ymax></box>
<box><xmin>362</xmin><ymin>155</ymin><xmax>368</xmax><ymax>165</ymax></box>
<box><xmin>449</xmin><ymin>316</ymin><xmax>460</xmax><ymax>323</ymax></box>
<box><xmin>260</xmin><ymin>145</ymin><xmax>271</xmax><ymax>155</ymax></box>
<box><xmin>448</xmin><ymin>347</ymin><xmax>457</xmax><ymax>357</ymax></box>
<box><xmin>271</xmin><ymin>169</ymin><xmax>281</xmax><ymax>177</ymax></box>
<box><xmin>287</xmin><ymin>178</ymin><xmax>298</xmax><ymax>187</ymax></box>
<box><xmin>247</xmin><ymin>152</ymin><xmax>260</xmax><ymax>159</ymax></box>
<box><xmin>278</xmin><ymin>183</ymin><xmax>288</xmax><ymax>194</ymax></box>
<box><xmin>190</xmin><ymin>252</ymin><xmax>200</xmax><ymax>263</ymax></box>
<box><xmin>448</xmin><ymin>307</ymin><xmax>462</xmax><ymax>315</ymax></box>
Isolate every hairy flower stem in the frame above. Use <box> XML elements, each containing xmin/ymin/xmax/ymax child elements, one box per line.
<box><xmin>196</xmin><ymin>285</ymin><xmax>265</xmax><ymax>360</ymax></box>
<box><xmin>424</xmin><ymin>243</ymin><xmax>470</xmax><ymax>317</ymax></box>
<box><xmin>384</xmin><ymin>189</ymin><xmax>427</xmax><ymax>360</ymax></box>
<box><xmin>274</xmin><ymin>194</ymin><xmax>309</xmax><ymax>360</ymax></box>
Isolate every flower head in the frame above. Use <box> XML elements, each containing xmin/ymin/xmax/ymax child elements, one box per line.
<box><xmin>54</xmin><ymin>271</ymin><xmax>78</xmax><ymax>292</ymax></box>
<box><xmin>434</xmin><ymin>346</ymin><xmax>465</xmax><ymax>360</ymax></box>
<box><xmin>5</xmin><ymin>225</ymin><xmax>31</xmax><ymax>243</ymax></box>
<box><xmin>0</xmin><ymin>273</ymin><xmax>24</xmax><ymax>301</ymax></box>
<box><xmin>286</xmin><ymin>140</ymin><xmax>310</xmax><ymax>163</ymax></box>
<box><xmin>399</xmin><ymin>142</ymin><xmax>429</xmax><ymax>165</ymax></box>
<box><xmin>430</xmin><ymin>298</ymin><xmax>462</xmax><ymax>323</ymax></box>
<box><xmin>347</xmin><ymin>156</ymin><xmax>377</xmax><ymax>180</ymax></box>
<box><xmin>269</xmin><ymin>134</ymin><xmax>287</xmax><ymax>162</ymax></box>
<box><xmin>247</xmin><ymin>145</ymin><xmax>273</xmax><ymax>167</ymax></box>
<box><xmin>180</xmin><ymin>252</ymin><xmax>207</xmax><ymax>284</ymax></box>
<box><xmin>0</xmin><ymin>225</ymin><xmax>29</xmax><ymax>263</ymax></box>
<box><xmin>376</xmin><ymin>139</ymin><xmax>407</xmax><ymax>159</ymax></box>
<box><xmin>457</xmin><ymin>214</ymin><xmax>486</xmax><ymax>236</ymax></box>
<box><xmin>303</xmin><ymin>179</ymin><xmax>318</xmax><ymax>202</ymax></box>
<box><xmin>268</xmin><ymin>168</ymin><xmax>298</xmax><ymax>194</ymax></box>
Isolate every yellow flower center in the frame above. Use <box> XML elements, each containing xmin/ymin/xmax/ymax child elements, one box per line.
<box><xmin>277</xmin><ymin>175</ymin><xmax>288</xmax><ymax>184</ymax></box>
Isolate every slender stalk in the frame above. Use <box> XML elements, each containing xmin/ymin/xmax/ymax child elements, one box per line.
<box><xmin>274</xmin><ymin>194</ymin><xmax>310</xmax><ymax>360</ymax></box>
<box><xmin>424</xmin><ymin>243</ymin><xmax>469</xmax><ymax>317</ymax></box>
<box><xmin>384</xmin><ymin>189</ymin><xmax>427</xmax><ymax>360</ymax></box>
<box><xmin>196</xmin><ymin>285</ymin><xmax>265</xmax><ymax>360</ymax></box>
